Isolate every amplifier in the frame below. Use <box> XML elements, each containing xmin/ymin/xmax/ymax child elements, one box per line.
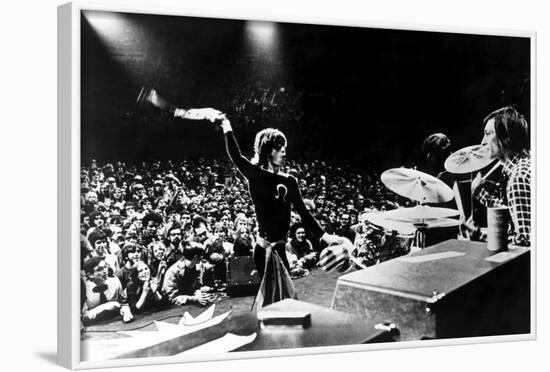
<box><xmin>332</xmin><ymin>239</ymin><xmax>530</xmax><ymax>340</ymax></box>
<box><xmin>226</xmin><ymin>256</ymin><xmax>261</xmax><ymax>296</ymax></box>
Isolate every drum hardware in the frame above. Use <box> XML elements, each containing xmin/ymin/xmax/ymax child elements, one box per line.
<box><xmin>444</xmin><ymin>145</ymin><xmax>502</xmax><ymax>238</ymax></box>
<box><xmin>413</xmin><ymin>222</ymin><xmax>428</xmax><ymax>250</ymax></box>
<box><xmin>383</xmin><ymin>205</ymin><xmax>459</xmax><ymax>221</ymax></box>
<box><xmin>355</xmin><ymin>212</ymin><xmax>417</xmax><ymax>266</ymax></box>
<box><xmin>381</xmin><ymin>168</ymin><xmax>454</xmax><ymax>204</ymax></box>
<box><xmin>379</xmin><ymin>156</ymin><xmax>499</xmax><ymax>247</ymax></box>
<box><xmin>443</xmin><ymin>145</ymin><xmax>492</xmax><ymax>174</ymax></box>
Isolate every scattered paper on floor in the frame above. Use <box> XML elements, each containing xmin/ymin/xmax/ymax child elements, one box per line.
<box><xmin>178</xmin><ymin>333</ymin><xmax>257</xmax><ymax>355</ymax></box>
<box><xmin>82</xmin><ymin>308</ymin><xmax>231</xmax><ymax>361</ymax></box>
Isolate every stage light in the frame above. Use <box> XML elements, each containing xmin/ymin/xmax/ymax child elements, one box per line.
<box><xmin>84</xmin><ymin>11</ymin><xmax>126</xmax><ymax>41</ymax></box>
<box><xmin>82</xmin><ymin>11</ymin><xmax>149</xmax><ymax>82</ymax></box>
<box><xmin>246</xmin><ymin>21</ymin><xmax>277</xmax><ymax>48</ymax></box>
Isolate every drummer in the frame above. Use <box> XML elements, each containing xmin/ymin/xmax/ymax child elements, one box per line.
<box><xmin>420</xmin><ymin>133</ymin><xmax>464</xmax><ymax>210</ymax></box>
<box><xmin>421</xmin><ymin>133</ymin><xmax>454</xmax><ymax>186</ymax></box>
<box><xmin>319</xmin><ymin>107</ymin><xmax>531</xmax><ymax>273</ymax></box>
<box><xmin>471</xmin><ymin>106</ymin><xmax>531</xmax><ymax>246</ymax></box>
<box><xmin>422</xmin><ymin>133</ymin><xmax>493</xmax><ymax>239</ymax></box>
<box><xmin>420</xmin><ymin>133</ymin><xmax>475</xmax><ymax>242</ymax></box>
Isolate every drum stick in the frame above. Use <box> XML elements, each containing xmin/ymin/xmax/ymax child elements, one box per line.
<box><xmin>480</xmin><ymin>161</ymin><xmax>501</xmax><ymax>182</ymax></box>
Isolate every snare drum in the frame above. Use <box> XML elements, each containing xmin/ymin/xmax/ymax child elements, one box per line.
<box><xmin>355</xmin><ymin>213</ymin><xmax>416</xmax><ymax>267</ymax></box>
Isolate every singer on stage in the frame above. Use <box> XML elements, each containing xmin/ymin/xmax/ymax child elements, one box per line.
<box><xmin>207</xmin><ymin>116</ymin><xmax>354</xmax><ymax>308</ymax></box>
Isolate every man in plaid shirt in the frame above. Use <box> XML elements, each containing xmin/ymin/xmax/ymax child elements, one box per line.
<box><xmin>473</xmin><ymin>106</ymin><xmax>531</xmax><ymax>246</ymax></box>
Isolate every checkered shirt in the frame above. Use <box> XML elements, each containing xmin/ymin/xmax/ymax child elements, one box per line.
<box><xmin>475</xmin><ymin>154</ymin><xmax>531</xmax><ymax>246</ymax></box>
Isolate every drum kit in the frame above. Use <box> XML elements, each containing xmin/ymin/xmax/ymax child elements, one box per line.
<box><xmin>359</xmin><ymin>144</ymin><xmax>494</xmax><ymax>259</ymax></box>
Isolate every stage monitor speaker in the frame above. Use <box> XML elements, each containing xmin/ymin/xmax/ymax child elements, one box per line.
<box><xmin>226</xmin><ymin>256</ymin><xmax>261</xmax><ymax>296</ymax></box>
<box><xmin>331</xmin><ymin>239</ymin><xmax>530</xmax><ymax>341</ymax></box>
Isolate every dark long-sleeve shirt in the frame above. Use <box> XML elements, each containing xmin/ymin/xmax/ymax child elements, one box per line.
<box><xmin>126</xmin><ymin>280</ymin><xmax>165</xmax><ymax>313</ymax></box>
<box><xmin>224</xmin><ymin>130</ymin><xmax>324</xmax><ymax>242</ymax></box>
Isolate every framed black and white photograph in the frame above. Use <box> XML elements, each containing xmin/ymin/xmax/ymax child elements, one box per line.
<box><xmin>57</xmin><ymin>1</ymin><xmax>536</xmax><ymax>369</ymax></box>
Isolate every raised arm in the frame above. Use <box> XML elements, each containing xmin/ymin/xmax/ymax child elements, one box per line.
<box><xmin>172</xmin><ymin>108</ymin><xmax>257</xmax><ymax>179</ymax></box>
<box><xmin>286</xmin><ymin>176</ymin><xmax>355</xmax><ymax>272</ymax></box>
<box><xmin>221</xmin><ymin>119</ymin><xmax>258</xmax><ymax>180</ymax></box>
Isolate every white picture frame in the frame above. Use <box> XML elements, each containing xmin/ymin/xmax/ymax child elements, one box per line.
<box><xmin>58</xmin><ymin>1</ymin><xmax>536</xmax><ymax>369</ymax></box>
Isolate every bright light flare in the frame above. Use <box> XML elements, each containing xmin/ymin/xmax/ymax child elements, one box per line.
<box><xmin>84</xmin><ymin>11</ymin><xmax>126</xmax><ymax>40</ymax></box>
<box><xmin>246</xmin><ymin>21</ymin><xmax>277</xmax><ymax>48</ymax></box>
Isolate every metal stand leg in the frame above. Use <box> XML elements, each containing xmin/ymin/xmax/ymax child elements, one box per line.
<box><xmin>414</xmin><ymin>223</ymin><xmax>428</xmax><ymax>249</ymax></box>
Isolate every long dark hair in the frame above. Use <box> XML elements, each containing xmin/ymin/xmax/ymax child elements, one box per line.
<box><xmin>484</xmin><ymin>106</ymin><xmax>529</xmax><ymax>159</ymax></box>
<box><xmin>109</xmin><ymin>187</ymin><xmax>123</xmax><ymax>202</ymax></box>
<box><xmin>289</xmin><ymin>223</ymin><xmax>307</xmax><ymax>243</ymax></box>
<box><xmin>128</xmin><ymin>260</ymin><xmax>149</xmax><ymax>284</ymax></box>
<box><xmin>421</xmin><ymin>133</ymin><xmax>451</xmax><ymax>172</ymax></box>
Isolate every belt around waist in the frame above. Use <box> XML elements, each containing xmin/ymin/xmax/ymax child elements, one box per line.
<box><xmin>256</xmin><ymin>235</ymin><xmax>286</xmax><ymax>249</ymax></box>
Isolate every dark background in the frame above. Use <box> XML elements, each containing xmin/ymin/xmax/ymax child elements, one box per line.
<box><xmin>81</xmin><ymin>11</ymin><xmax>530</xmax><ymax>171</ymax></box>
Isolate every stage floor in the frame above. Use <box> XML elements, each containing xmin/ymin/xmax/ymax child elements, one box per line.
<box><xmin>82</xmin><ymin>268</ymin><xmax>342</xmax><ymax>341</ymax></box>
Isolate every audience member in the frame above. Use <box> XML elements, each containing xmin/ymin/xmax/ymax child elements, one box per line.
<box><xmin>80</xmin><ymin>157</ymin><xmax>410</xmax><ymax>325</ymax></box>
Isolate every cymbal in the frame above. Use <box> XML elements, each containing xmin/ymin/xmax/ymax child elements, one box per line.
<box><xmin>444</xmin><ymin>145</ymin><xmax>493</xmax><ymax>174</ymax></box>
<box><xmin>381</xmin><ymin>168</ymin><xmax>454</xmax><ymax>203</ymax></box>
<box><xmin>424</xmin><ymin>217</ymin><xmax>461</xmax><ymax>228</ymax></box>
<box><xmin>384</xmin><ymin>205</ymin><xmax>459</xmax><ymax>221</ymax></box>
<box><xmin>361</xmin><ymin>212</ymin><xmax>417</xmax><ymax>235</ymax></box>
<box><xmin>361</xmin><ymin>210</ymin><xmax>460</xmax><ymax>234</ymax></box>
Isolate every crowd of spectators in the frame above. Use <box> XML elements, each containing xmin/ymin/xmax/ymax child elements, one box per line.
<box><xmin>80</xmin><ymin>157</ymin><xmax>414</xmax><ymax>326</ymax></box>
<box><xmin>231</xmin><ymin>84</ymin><xmax>305</xmax><ymax>127</ymax></box>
